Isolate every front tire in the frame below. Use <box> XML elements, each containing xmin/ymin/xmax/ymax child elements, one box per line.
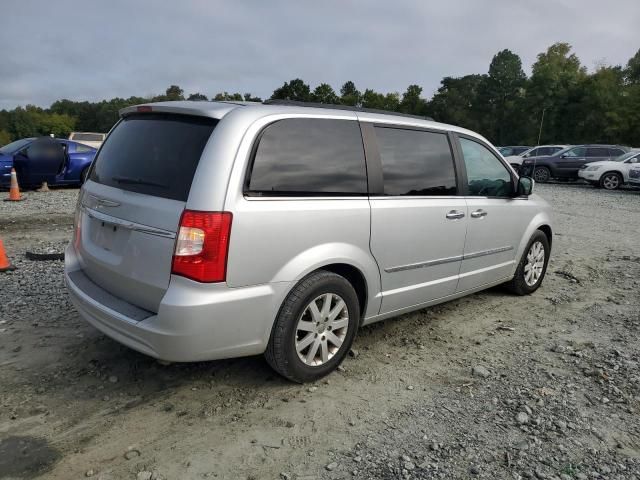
<box><xmin>507</xmin><ymin>231</ymin><xmax>550</xmax><ymax>295</ymax></box>
<box><xmin>533</xmin><ymin>166</ymin><xmax>551</xmax><ymax>183</ymax></box>
<box><xmin>600</xmin><ymin>172</ymin><xmax>622</xmax><ymax>190</ymax></box>
<box><xmin>265</xmin><ymin>270</ymin><xmax>360</xmax><ymax>383</ymax></box>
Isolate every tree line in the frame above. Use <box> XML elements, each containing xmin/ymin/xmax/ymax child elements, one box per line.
<box><xmin>1</xmin><ymin>43</ymin><xmax>638</xmax><ymax>147</ymax></box>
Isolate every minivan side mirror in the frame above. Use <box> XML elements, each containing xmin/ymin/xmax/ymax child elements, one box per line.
<box><xmin>516</xmin><ymin>176</ymin><xmax>534</xmax><ymax>196</ymax></box>
<box><xmin>560</xmin><ymin>154</ymin><xmax>567</xmax><ymax>158</ymax></box>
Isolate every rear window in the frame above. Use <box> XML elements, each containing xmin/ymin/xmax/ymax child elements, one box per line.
<box><xmin>247</xmin><ymin>118</ymin><xmax>367</xmax><ymax>196</ymax></box>
<box><xmin>72</xmin><ymin>133</ymin><xmax>104</xmax><ymax>142</ymax></box>
<box><xmin>89</xmin><ymin>113</ymin><xmax>217</xmax><ymax>201</ymax></box>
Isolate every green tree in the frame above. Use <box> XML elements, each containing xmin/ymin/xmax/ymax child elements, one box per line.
<box><xmin>527</xmin><ymin>43</ymin><xmax>586</xmax><ymax>143</ymax></box>
<box><xmin>399</xmin><ymin>84</ymin><xmax>427</xmax><ymax>116</ymax></box>
<box><xmin>361</xmin><ymin>89</ymin><xmax>400</xmax><ymax>111</ymax></box>
<box><xmin>0</xmin><ymin>130</ymin><xmax>11</xmax><ymax>146</ymax></box>
<box><xmin>311</xmin><ymin>83</ymin><xmax>339</xmax><ymax>104</ymax></box>
<box><xmin>484</xmin><ymin>49</ymin><xmax>527</xmax><ymax>143</ymax></box>
<box><xmin>164</xmin><ymin>85</ymin><xmax>184</xmax><ymax>101</ymax></box>
<box><xmin>271</xmin><ymin>79</ymin><xmax>311</xmax><ymax>102</ymax></box>
<box><xmin>187</xmin><ymin>93</ymin><xmax>208</xmax><ymax>101</ymax></box>
<box><xmin>428</xmin><ymin>74</ymin><xmax>487</xmax><ymax>132</ymax></box>
<box><xmin>340</xmin><ymin>81</ymin><xmax>361</xmax><ymax>106</ymax></box>
<box><xmin>625</xmin><ymin>48</ymin><xmax>640</xmax><ymax>84</ymax></box>
<box><xmin>213</xmin><ymin>92</ymin><xmax>243</xmax><ymax>101</ymax></box>
<box><xmin>243</xmin><ymin>93</ymin><xmax>262</xmax><ymax>102</ymax></box>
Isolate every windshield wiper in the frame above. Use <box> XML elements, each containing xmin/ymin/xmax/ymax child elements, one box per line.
<box><xmin>112</xmin><ymin>176</ymin><xmax>169</xmax><ymax>189</ymax></box>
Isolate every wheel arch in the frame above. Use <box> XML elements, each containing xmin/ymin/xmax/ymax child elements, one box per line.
<box><xmin>537</xmin><ymin>224</ymin><xmax>553</xmax><ymax>249</ymax></box>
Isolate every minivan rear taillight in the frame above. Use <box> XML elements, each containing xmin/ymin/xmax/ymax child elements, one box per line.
<box><xmin>171</xmin><ymin>211</ymin><xmax>232</xmax><ymax>283</ymax></box>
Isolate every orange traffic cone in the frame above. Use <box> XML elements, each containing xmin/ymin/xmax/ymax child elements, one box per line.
<box><xmin>5</xmin><ymin>168</ymin><xmax>24</xmax><ymax>202</ymax></box>
<box><xmin>0</xmin><ymin>239</ymin><xmax>16</xmax><ymax>272</ymax></box>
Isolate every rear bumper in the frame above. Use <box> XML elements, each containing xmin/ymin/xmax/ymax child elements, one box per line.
<box><xmin>64</xmin><ymin>243</ymin><xmax>289</xmax><ymax>362</ymax></box>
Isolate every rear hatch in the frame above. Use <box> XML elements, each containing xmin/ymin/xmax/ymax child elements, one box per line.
<box><xmin>76</xmin><ymin>112</ymin><xmax>218</xmax><ymax>313</ymax></box>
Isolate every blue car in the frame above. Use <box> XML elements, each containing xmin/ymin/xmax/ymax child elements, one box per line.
<box><xmin>0</xmin><ymin>137</ymin><xmax>96</xmax><ymax>188</ymax></box>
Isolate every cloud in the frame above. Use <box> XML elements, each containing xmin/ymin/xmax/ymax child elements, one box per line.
<box><xmin>1</xmin><ymin>0</ymin><xmax>638</xmax><ymax>109</ymax></box>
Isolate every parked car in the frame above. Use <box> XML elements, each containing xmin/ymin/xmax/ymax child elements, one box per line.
<box><xmin>520</xmin><ymin>145</ymin><xmax>630</xmax><ymax>182</ymax></box>
<box><xmin>0</xmin><ymin>137</ymin><xmax>96</xmax><ymax>188</ymax></box>
<box><xmin>64</xmin><ymin>101</ymin><xmax>553</xmax><ymax>382</ymax></box>
<box><xmin>68</xmin><ymin>132</ymin><xmax>106</xmax><ymax>149</ymax></box>
<box><xmin>498</xmin><ymin>146</ymin><xmax>532</xmax><ymax>157</ymax></box>
<box><xmin>628</xmin><ymin>164</ymin><xmax>640</xmax><ymax>187</ymax></box>
<box><xmin>504</xmin><ymin>145</ymin><xmax>568</xmax><ymax>171</ymax></box>
<box><xmin>577</xmin><ymin>150</ymin><xmax>640</xmax><ymax>189</ymax></box>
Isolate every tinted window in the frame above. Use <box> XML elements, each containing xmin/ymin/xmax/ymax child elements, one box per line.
<box><xmin>538</xmin><ymin>147</ymin><xmax>553</xmax><ymax>156</ymax></box>
<box><xmin>563</xmin><ymin>147</ymin><xmax>586</xmax><ymax>157</ymax></box>
<box><xmin>374</xmin><ymin>127</ymin><xmax>456</xmax><ymax>196</ymax></box>
<box><xmin>248</xmin><ymin>118</ymin><xmax>367</xmax><ymax>195</ymax></box>
<box><xmin>90</xmin><ymin>113</ymin><xmax>217</xmax><ymax>201</ymax></box>
<box><xmin>73</xmin><ymin>133</ymin><xmax>104</xmax><ymax>142</ymax></box>
<box><xmin>460</xmin><ymin>138</ymin><xmax>512</xmax><ymax>197</ymax></box>
<box><xmin>0</xmin><ymin>138</ymin><xmax>32</xmax><ymax>154</ymax></box>
<box><xmin>75</xmin><ymin>143</ymin><xmax>94</xmax><ymax>153</ymax></box>
<box><xmin>586</xmin><ymin>147</ymin><xmax>609</xmax><ymax>157</ymax></box>
<box><xmin>609</xmin><ymin>148</ymin><xmax>625</xmax><ymax>157</ymax></box>
<box><xmin>27</xmin><ymin>140</ymin><xmax>64</xmax><ymax>160</ymax></box>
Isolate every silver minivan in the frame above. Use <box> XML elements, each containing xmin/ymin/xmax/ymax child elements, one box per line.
<box><xmin>64</xmin><ymin>101</ymin><xmax>552</xmax><ymax>382</ymax></box>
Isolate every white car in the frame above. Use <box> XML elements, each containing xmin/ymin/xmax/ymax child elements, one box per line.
<box><xmin>68</xmin><ymin>132</ymin><xmax>106</xmax><ymax>149</ymax></box>
<box><xmin>628</xmin><ymin>163</ymin><xmax>640</xmax><ymax>187</ymax></box>
<box><xmin>504</xmin><ymin>145</ymin><xmax>568</xmax><ymax>171</ymax></box>
<box><xmin>578</xmin><ymin>150</ymin><xmax>640</xmax><ymax>190</ymax></box>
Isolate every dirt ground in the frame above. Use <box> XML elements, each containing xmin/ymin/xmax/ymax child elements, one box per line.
<box><xmin>1</xmin><ymin>183</ymin><xmax>639</xmax><ymax>480</ymax></box>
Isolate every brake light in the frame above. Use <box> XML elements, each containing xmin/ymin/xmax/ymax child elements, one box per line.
<box><xmin>137</xmin><ymin>106</ymin><xmax>153</xmax><ymax>112</ymax></box>
<box><xmin>171</xmin><ymin>211</ymin><xmax>232</xmax><ymax>283</ymax></box>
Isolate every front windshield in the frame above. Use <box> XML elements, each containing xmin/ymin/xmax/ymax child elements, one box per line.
<box><xmin>0</xmin><ymin>138</ymin><xmax>32</xmax><ymax>155</ymax></box>
<box><xmin>614</xmin><ymin>151</ymin><xmax>639</xmax><ymax>162</ymax></box>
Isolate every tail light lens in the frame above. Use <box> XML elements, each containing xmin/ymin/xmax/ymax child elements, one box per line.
<box><xmin>171</xmin><ymin>210</ymin><xmax>232</xmax><ymax>283</ymax></box>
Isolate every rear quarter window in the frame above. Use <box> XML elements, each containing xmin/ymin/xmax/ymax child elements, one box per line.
<box><xmin>89</xmin><ymin>113</ymin><xmax>217</xmax><ymax>201</ymax></box>
<box><xmin>247</xmin><ymin>118</ymin><xmax>367</xmax><ymax>196</ymax></box>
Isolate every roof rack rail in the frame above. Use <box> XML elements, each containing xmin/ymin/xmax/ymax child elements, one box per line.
<box><xmin>262</xmin><ymin>99</ymin><xmax>434</xmax><ymax>121</ymax></box>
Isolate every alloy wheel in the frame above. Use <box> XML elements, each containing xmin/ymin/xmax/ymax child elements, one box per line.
<box><xmin>295</xmin><ymin>293</ymin><xmax>349</xmax><ymax>366</ymax></box>
<box><xmin>602</xmin><ymin>173</ymin><xmax>620</xmax><ymax>190</ymax></box>
<box><xmin>533</xmin><ymin>167</ymin><xmax>550</xmax><ymax>183</ymax></box>
<box><xmin>524</xmin><ymin>241</ymin><xmax>545</xmax><ymax>287</ymax></box>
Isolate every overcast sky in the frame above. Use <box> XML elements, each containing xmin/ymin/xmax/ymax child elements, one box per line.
<box><xmin>2</xmin><ymin>0</ymin><xmax>639</xmax><ymax>110</ymax></box>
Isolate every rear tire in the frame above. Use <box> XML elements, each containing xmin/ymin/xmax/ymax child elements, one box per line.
<box><xmin>506</xmin><ymin>231</ymin><xmax>550</xmax><ymax>296</ymax></box>
<box><xmin>533</xmin><ymin>167</ymin><xmax>551</xmax><ymax>183</ymax></box>
<box><xmin>599</xmin><ymin>172</ymin><xmax>622</xmax><ymax>190</ymax></box>
<box><xmin>265</xmin><ymin>270</ymin><xmax>360</xmax><ymax>383</ymax></box>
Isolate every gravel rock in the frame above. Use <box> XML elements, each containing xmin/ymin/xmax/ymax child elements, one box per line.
<box><xmin>472</xmin><ymin>366</ymin><xmax>490</xmax><ymax>378</ymax></box>
<box><xmin>515</xmin><ymin>412</ymin><xmax>529</xmax><ymax>424</ymax></box>
<box><xmin>325</xmin><ymin>462</ymin><xmax>338</xmax><ymax>471</ymax></box>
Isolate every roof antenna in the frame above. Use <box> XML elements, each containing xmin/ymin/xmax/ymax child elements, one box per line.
<box><xmin>532</xmin><ymin>107</ymin><xmax>547</xmax><ymax>179</ymax></box>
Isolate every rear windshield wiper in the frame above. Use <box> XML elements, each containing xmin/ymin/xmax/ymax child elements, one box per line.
<box><xmin>112</xmin><ymin>176</ymin><xmax>169</xmax><ymax>189</ymax></box>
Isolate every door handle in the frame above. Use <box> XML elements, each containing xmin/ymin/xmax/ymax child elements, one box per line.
<box><xmin>446</xmin><ymin>210</ymin><xmax>465</xmax><ymax>220</ymax></box>
<box><xmin>470</xmin><ymin>209</ymin><xmax>488</xmax><ymax>219</ymax></box>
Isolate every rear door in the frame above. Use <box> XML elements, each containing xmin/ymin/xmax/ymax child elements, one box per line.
<box><xmin>77</xmin><ymin>113</ymin><xmax>217</xmax><ymax>312</ymax></box>
<box><xmin>586</xmin><ymin>147</ymin><xmax>611</xmax><ymax>164</ymax></box>
<box><xmin>367</xmin><ymin>124</ymin><xmax>467</xmax><ymax>314</ymax></box>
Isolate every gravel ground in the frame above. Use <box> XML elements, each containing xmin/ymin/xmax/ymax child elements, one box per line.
<box><xmin>0</xmin><ymin>183</ymin><xmax>639</xmax><ymax>480</ymax></box>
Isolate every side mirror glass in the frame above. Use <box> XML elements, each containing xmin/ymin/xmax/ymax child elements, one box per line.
<box><xmin>517</xmin><ymin>176</ymin><xmax>534</xmax><ymax>196</ymax></box>
<box><xmin>560</xmin><ymin>154</ymin><xmax>567</xmax><ymax>158</ymax></box>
